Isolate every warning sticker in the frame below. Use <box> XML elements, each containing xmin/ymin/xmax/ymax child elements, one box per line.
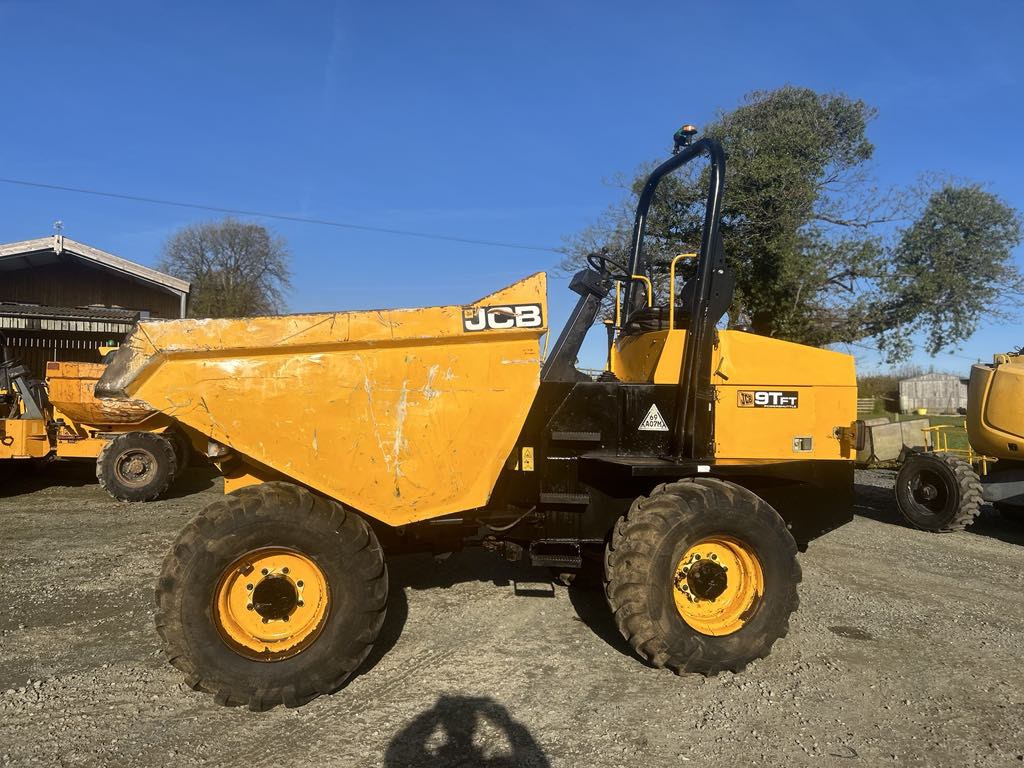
<box><xmin>638</xmin><ymin>404</ymin><xmax>670</xmax><ymax>432</ymax></box>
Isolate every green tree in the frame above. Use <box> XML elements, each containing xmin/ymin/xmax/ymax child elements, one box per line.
<box><xmin>158</xmin><ymin>218</ymin><xmax>292</xmax><ymax>318</ymax></box>
<box><xmin>871</xmin><ymin>184</ymin><xmax>1024</xmax><ymax>359</ymax></box>
<box><xmin>563</xmin><ymin>86</ymin><xmax>1022</xmax><ymax>361</ymax></box>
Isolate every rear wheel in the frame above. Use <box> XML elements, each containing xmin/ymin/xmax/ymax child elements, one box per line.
<box><xmin>895</xmin><ymin>452</ymin><xmax>982</xmax><ymax>532</ymax></box>
<box><xmin>96</xmin><ymin>431</ymin><xmax>177</xmax><ymax>502</ymax></box>
<box><xmin>605</xmin><ymin>478</ymin><xmax>800</xmax><ymax>675</ymax></box>
<box><xmin>156</xmin><ymin>482</ymin><xmax>387</xmax><ymax>710</ymax></box>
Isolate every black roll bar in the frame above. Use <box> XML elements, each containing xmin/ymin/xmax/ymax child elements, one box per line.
<box><xmin>621</xmin><ymin>135</ymin><xmax>726</xmax><ymax>460</ymax></box>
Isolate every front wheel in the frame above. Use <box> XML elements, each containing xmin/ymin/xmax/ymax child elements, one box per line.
<box><xmin>605</xmin><ymin>478</ymin><xmax>800</xmax><ymax>675</ymax></box>
<box><xmin>895</xmin><ymin>452</ymin><xmax>982</xmax><ymax>532</ymax></box>
<box><xmin>156</xmin><ymin>482</ymin><xmax>387</xmax><ymax>710</ymax></box>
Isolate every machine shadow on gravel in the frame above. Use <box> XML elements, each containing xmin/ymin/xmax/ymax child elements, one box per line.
<box><xmin>156</xmin><ymin>465</ymin><xmax>218</xmax><ymax>499</ymax></box>
<box><xmin>565</xmin><ymin>582</ymin><xmax>642</xmax><ymax>661</ymax></box>
<box><xmin>384</xmin><ymin>694</ymin><xmax>550</xmax><ymax>768</ymax></box>
<box><xmin>347</xmin><ymin>551</ymin><xmax>531</xmax><ymax>687</ymax></box>
<box><xmin>0</xmin><ymin>461</ymin><xmax>217</xmax><ymax>500</ymax></box>
<box><xmin>0</xmin><ymin>459</ymin><xmax>95</xmax><ymax>497</ymax></box>
<box><xmin>855</xmin><ymin>477</ymin><xmax>1024</xmax><ymax>547</ymax></box>
<box><xmin>364</xmin><ymin>550</ymin><xmax>642</xmax><ymax>669</ymax></box>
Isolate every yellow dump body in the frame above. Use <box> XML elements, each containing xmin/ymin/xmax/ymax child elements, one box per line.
<box><xmin>98</xmin><ymin>274</ymin><xmax>548</xmax><ymax>525</ymax></box>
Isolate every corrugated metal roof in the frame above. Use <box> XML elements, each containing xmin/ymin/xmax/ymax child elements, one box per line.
<box><xmin>0</xmin><ymin>302</ymin><xmax>138</xmax><ymax>321</ymax></box>
<box><xmin>0</xmin><ymin>235</ymin><xmax>190</xmax><ymax>295</ymax></box>
<box><xmin>0</xmin><ymin>302</ymin><xmax>138</xmax><ymax>335</ymax></box>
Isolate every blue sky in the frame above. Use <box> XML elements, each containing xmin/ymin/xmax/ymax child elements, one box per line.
<box><xmin>1</xmin><ymin>0</ymin><xmax>1021</xmax><ymax>374</ymax></box>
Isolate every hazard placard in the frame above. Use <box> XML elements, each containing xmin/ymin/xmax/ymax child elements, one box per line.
<box><xmin>638</xmin><ymin>404</ymin><xmax>669</xmax><ymax>432</ymax></box>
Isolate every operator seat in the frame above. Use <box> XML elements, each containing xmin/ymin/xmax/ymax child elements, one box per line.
<box><xmin>621</xmin><ymin>268</ymin><xmax>735</xmax><ymax>335</ymax></box>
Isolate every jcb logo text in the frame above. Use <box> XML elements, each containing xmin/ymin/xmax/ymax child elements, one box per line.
<box><xmin>463</xmin><ymin>304</ymin><xmax>543</xmax><ymax>332</ymax></box>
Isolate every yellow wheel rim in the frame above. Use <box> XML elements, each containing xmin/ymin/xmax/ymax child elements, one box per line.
<box><xmin>672</xmin><ymin>535</ymin><xmax>764</xmax><ymax>636</ymax></box>
<box><xmin>213</xmin><ymin>547</ymin><xmax>329</xmax><ymax>661</ymax></box>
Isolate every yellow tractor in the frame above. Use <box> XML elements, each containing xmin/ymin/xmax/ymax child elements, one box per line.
<box><xmin>97</xmin><ymin>126</ymin><xmax>862</xmax><ymax>710</ymax></box>
<box><xmin>895</xmin><ymin>350</ymin><xmax>1024</xmax><ymax>530</ymax></box>
<box><xmin>0</xmin><ymin>344</ymin><xmax>186</xmax><ymax>501</ymax></box>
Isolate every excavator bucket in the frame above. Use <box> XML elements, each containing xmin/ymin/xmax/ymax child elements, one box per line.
<box><xmin>97</xmin><ymin>273</ymin><xmax>548</xmax><ymax>525</ymax></box>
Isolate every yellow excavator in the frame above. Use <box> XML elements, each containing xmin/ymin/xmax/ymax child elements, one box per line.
<box><xmin>97</xmin><ymin>125</ymin><xmax>863</xmax><ymax>710</ymax></box>
<box><xmin>896</xmin><ymin>350</ymin><xmax>1024</xmax><ymax>530</ymax></box>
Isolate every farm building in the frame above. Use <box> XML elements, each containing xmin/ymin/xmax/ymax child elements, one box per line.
<box><xmin>0</xmin><ymin>235</ymin><xmax>190</xmax><ymax>378</ymax></box>
<box><xmin>899</xmin><ymin>372</ymin><xmax>969</xmax><ymax>414</ymax></box>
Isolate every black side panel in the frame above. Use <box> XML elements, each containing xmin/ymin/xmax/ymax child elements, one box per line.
<box><xmin>489</xmin><ymin>381</ymin><xmax>682</xmax><ymax>539</ymax></box>
<box><xmin>713</xmin><ymin>461</ymin><xmax>854</xmax><ymax>547</ymax></box>
<box><xmin>981</xmin><ymin>459</ymin><xmax>1024</xmax><ymax>505</ymax></box>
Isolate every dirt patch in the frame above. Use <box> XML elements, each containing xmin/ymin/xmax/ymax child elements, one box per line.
<box><xmin>0</xmin><ymin>465</ymin><xmax>1022</xmax><ymax>766</ymax></box>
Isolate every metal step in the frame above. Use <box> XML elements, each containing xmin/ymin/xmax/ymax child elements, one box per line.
<box><xmin>539</xmin><ymin>492</ymin><xmax>590</xmax><ymax>506</ymax></box>
<box><xmin>529</xmin><ymin>541</ymin><xmax>583</xmax><ymax>570</ymax></box>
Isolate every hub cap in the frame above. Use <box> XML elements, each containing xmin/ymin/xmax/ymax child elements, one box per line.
<box><xmin>213</xmin><ymin>547</ymin><xmax>329</xmax><ymax>661</ymax></box>
<box><xmin>910</xmin><ymin>469</ymin><xmax>948</xmax><ymax>512</ymax></box>
<box><xmin>114</xmin><ymin>448</ymin><xmax>155</xmax><ymax>487</ymax></box>
<box><xmin>672</xmin><ymin>536</ymin><xmax>764</xmax><ymax>636</ymax></box>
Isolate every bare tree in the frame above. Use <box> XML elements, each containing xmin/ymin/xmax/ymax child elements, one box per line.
<box><xmin>158</xmin><ymin>218</ymin><xmax>292</xmax><ymax>318</ymax></box>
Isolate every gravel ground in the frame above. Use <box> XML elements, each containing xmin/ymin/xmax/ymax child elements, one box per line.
<box><xmin>0</xmin><ymin>463</ymin><xmax>1022</xmax><ymax>767</ymax></box>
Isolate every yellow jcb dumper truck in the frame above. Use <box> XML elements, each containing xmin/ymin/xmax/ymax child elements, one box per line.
<box><xmin>0</xmin><ymin>346</ymin><xmax>187</xmax><ymax>501</ymax></box>
<box><xmin>896</xmin><ymin>350</ymin><xmax>1024</xmax><ymax>530</ymax></box>
<box><xmin>97</xmin><ymin>127</ymin><xmax>862</xmax><ymax>710</ymax></box>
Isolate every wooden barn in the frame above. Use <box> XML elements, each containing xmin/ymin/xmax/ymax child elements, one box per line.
<box><xmin>899</xmin><ymin>372</ymin><xmax>969</xmax><ymax>414</ymax></box>
<box><xmin>0</xmin><ymin>235</ymin><xmax>190</xmax><ymax>378</ymax></box>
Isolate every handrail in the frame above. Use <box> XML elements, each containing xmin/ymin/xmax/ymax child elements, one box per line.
<box><xmin>631</xmin><ymin>275</ymin><xmax>653</xmax><ymax>309</ymax></box>
<box><xmin>920</xmin><ymin>420</ymin><xmax>992</xmax><ymax>476</ymax></box>
<box><xmin>668</xmin><ymin>253</ymin><xmax>697</xmax><ymax>329</ymax></box>
<box><xmin>613</xmin><ymin>276</ymin><xmax>652</xmax><ymax>331</ymax></box>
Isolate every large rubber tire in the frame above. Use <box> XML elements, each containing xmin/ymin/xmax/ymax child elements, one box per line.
<box><xmin>155</xmin><ymin>482</ymin><xmax>387</xmax><ymax>710</ymax></box>
<box><xmin>895</xmin><ymin>452</ymin><xmax>982</xmax><ymax>532</ymax></box>
<box><xmin>605</xmin><ymin>478</ymin><xmax>800</xmax><ymax>675</ymax></box>
<box><xmin>96</xmin><ymin>431</ymin><xmax>177</xmax><ymax>502</ymax></box>
<box><xmin>166</xmin><ymin>428</ymin><xmax>192</xmax><ymax>472</ymax></box>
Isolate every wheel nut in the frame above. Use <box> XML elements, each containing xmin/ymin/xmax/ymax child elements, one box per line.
<box><xmin>261</xmin><ymin>568</ymin><xmax>269</xmax><ymax>575</ymax></box>
<box><xmin>296</xmin><ymin>580</ymin><xmax>304</xmax><ymax>588</ymax></box>
<box><xmin>282</xmin><ymin>567</ymin><xmax>289</xmax><ymax>574</ymax></box>
<box><xmin>246</xmin><ymin>584</ymin><xmax>253</xmax><ymax>591</ymax></box>
<box><xmin>693</xmin><ymin>554</ymin><xmax>701</xmax><ymax>560</ymax></box>
<box><xmin>246</xmin><ymin>604</ymin><xmax>254</xmax><ymax>611</ymax></box>
<box><xmin>710</xmin><ymin>554</ymin><xmax>718</xmax><ymax>560</ymax></box>
<box><xmin>283</xmin><ymin>615</ymin><xmax>289</xmax><ymax>622</ymax></box>
<box><xmin>297</xmin><ymin>600</ymin><xmax>304</xmax><ymax>607</ymax></box>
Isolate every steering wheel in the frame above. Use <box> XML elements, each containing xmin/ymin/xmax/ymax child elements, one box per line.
<box><xmin>586</xmin><ymin>251</ymin><xmax>630</xmax><ymax>281</ymax></box>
